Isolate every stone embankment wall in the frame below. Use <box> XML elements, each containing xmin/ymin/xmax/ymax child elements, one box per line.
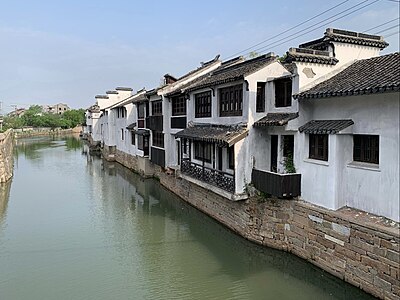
<box><xmin>0</xmin><ymin>129</ymin><xmax>14</xmax><ymax>183</ymax></box>
<box><xmin>108</xmin><ymin>152</ymin><xmax>400</xmax><ymax>299</ymax></box>
<box><xmin>14</xmin><ymin>126</ymin><xmax>81</xmax><ymax>139</ymax></box>
<box><xmin>157</xmin><ymin>172</ymin><xmax>400</xmax><ymax>300</ymax></box>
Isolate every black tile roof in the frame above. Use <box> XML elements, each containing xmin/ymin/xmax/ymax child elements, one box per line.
<box><xmin>164</xmin><ymin>57</ymin><xmax>244</xmax><ymax>97</ymax></box>
<box><xmin>294</xmin><ymin>53</ymin><xmax>400</xmax><ymax>100</ymax></box>
<box><xmin>126</xmin><ymin>123</ymin><xmax>136</xmax><ymax>130</ymax></box>
<box><xmin>254</xmin><ymin>113</ymin><xmax>298</xmax><ymax>127</ymax></box>
<box><xmin>116</xmin><ymin>87</ymin><xmax>133</xmax><ymax>91</ymax></box>
<box><xmin>299</xmin><ymin>28</ymin><xmax>389</xmax><ymax>50</ymax></box>
<box><xmin>95</xmin><ymin>95</ymin><xmax>109</xmax><ymax>99</ymax></box>
<box><xmin>175</xmin><ymin>123</ymin><xmax>248</xmax><ymax>147</ymax></box>
<box><xmin>299</xmin><ymin>28</ymin><xmax>389</xmax><ymax>49</ymax></box>
<box><xmin>133</xmin><ymin>129</ymin><xmax>150</xmax><ymax>136</ymax></box>
<box><xmin>184</xmin><ymin>54</ymin><xmax>277</xmax><ymax>93</ymax></box>
<box><xmin>132</xmin><ymin>93</ymin><xmax>149</xmax><ymax>103</ymax></box>
<box><xmin>299</xmin><ymin>119</ymin><xmax>354</xmax><ymax>134</ymax></box>
<box><xmin>106</xmin><ymin>90</ymin><xmax>118</xmax><ymax>95</ymax></box>
<box><xmin>285</xmin><ymin>48</ymin><xmax>338</xmax><ymax>65</ymax></box>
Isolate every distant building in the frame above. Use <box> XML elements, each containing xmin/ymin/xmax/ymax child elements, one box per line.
<box><xmin>7</xmin><ymin>108</ymin><xmax>26</xmax><ymax>118</ymax></box>
<box><xmin>43</xmin><ymin>103</ymin><xmax>70</xmax><ymax>115</ymax></box>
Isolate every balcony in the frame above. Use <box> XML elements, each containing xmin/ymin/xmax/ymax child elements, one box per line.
<box><xmin>181</xmin><ymin>159</ymin><xmax>235</xmax><ymax>193</ymax></box>
<box><xmin>146</xmin><ymin>115</ymin><xmax>163</xmax><ymax>131</ymax></box>
<box><xmin>171</xmin><ymin>116</ymin><xmax>187</xmax><ymax>129</ymax></box>
<box><xmin>251</xmin><ymin>169</ymin><xmax>301</xmax><ymax>198</ymax></box>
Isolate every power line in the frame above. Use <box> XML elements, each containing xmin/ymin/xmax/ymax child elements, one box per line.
<box><xmin>374</xmin><ymin>24</ymin><xmax>400</xmax><ymax>34</ymax></box>
<box><xmin>247</xmin><ymin>0</ymin><xmax>380</xmax><ymax>55</ymax></box>
<box><xmin>384</xmin><ymin>30</ymin><xmax>400</xmax><ymax>37</ymax></box>
<box><xmin>225</xmin><ymin>0</ymin><xmax>375</xmax><ymax>59</ymax></box>
<box><xmin>363</xmin><ymin>17</ymin><xmax>399</xmax><ymax>32</ymax></box>
<box><xmin>225</xmin><ymin>0</ymin><xmax>350</xmax><ymax>59</ymax></box>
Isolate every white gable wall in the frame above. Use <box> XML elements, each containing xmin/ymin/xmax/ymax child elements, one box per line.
<box><xmin>296</xmin><ymin>93</ymin><xmax>399</xmax><ymax>221</ymax></box>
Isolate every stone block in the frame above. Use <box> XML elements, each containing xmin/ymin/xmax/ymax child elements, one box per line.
<box><xmin>374</xmin><ymin>275</ymin><xmax>392</xmax><ymax>293</ymax></box>
<box><xmin>316</xmin><ymin>235</ymin><xmax>336</xmax><ymax>249</ymax></box>
<box><xmin>362</xmin><ymin>255</ymin><xmax>390</xmax><ymax>274</ymax></box>
<box><xmin>381</xmin><ymin>239</ymin><xmax>400</xmax><ymax>251</ymax></box>
<box><xmin>350</xmin><ymin>237</ymin><xmax>374</xmax><ymax>253</ymax></box>
<box><xmin>386</xmin><ymin>250</ymin><xmax>400</xmax><ymax>264</ymax></box>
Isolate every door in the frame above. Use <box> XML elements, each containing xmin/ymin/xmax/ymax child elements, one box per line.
<box><xmin>144</xmin><ymin>136</ymin><xmax>149</xmax><ymax>156</ymax></box>
<box><xmin>218</xmin><ymin>147</ymin><xmax>223</xmax><ymax>171</ymax></box>
<box><xmin>271</xmin><ymin>135</ymin><xmax>278</xmax><ymax>172</ymax></box>
<box><xmin>177</xmin><ymin>140</ymin><xmax>181</xmax><ymax>165</ymax></box>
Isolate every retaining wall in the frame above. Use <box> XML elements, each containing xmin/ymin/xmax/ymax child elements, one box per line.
<box><xmin>0</xmin><ymin>130</ymin><xmax>14</xmax><ymax>183</ymax></box>
<box><xmin>113</xmin><ymin>152</ymin><xmax>400</xmax><ymax>299</ymax></box>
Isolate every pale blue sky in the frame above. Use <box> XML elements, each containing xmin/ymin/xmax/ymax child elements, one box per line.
<box><xmin>0</xmin><ymin>0</ymin><xmax>399</xmax><ymax>110</ymax></box>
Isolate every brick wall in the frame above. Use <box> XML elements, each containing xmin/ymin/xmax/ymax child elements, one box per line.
<box><xmin>157</xmin><ymin>171</ymin><xmax>400</xmax><ymax>300</ymax></box>
<box><xmin>0</xmin><ymin>129</ymin><xmax>14</xmax><ymax>183</ymax></box>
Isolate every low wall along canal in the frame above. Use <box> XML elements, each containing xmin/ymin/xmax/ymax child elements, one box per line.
<box><xmin>0</xmin><ymin>129</ymin><xmax>14</xmax><ymax>183</ymax></box>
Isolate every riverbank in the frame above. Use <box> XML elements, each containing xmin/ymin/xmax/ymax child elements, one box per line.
<box><xmin>14</xmin><ymin>126</ymin><xmax>81</xmax><ymax>139</ymax></box>
<box><xmin>107</xmin><ymin>147</ymin><xmax>400</xmax><ymax>300</ymax></box>
<box><xmin>0</xmin><ymin>129</ymin><xmax>14</xmax><ymax>183</ymax></box>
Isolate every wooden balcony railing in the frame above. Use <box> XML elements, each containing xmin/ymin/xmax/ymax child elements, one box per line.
<box><xmin>181</xmin><ymin>159</ymin><xmax>235</xmax><ymax>193</ymax></box>
<box><xmin>251</xmin><ymin>169</ymin><xmax>301</xmax><ymax>198</ymax></box>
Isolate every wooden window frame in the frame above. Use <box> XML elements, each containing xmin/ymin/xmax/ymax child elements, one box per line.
<box><xmin>172</xmin><ymin>95</ymin><xmax>186</xmax><ymax>116</ymax></box>
<box><xmin>228</xmin><ymin>146</ymin><xmax>235</xmax><ymax>169</ymax></box>
<box><xmin>152</xmin><ymin>131</ymin><xmax>164</xmax><ymax>148</ymax></box>
<box><xmin>256</xmin><ymin>82</ymin><xmax>266</xmax><ymax>113</ymax></box>
<box><xmin>194</xmin><ymin>141</ymin><xmax>212</xmax><ymax>163</ymax></box>
<box><xmin>275</xmin><ymin>78</ymin><xmax>292</xmax><ymax>107</ymax></box>
<box><xmin>137</xmin><ymin>103</ymin><xmax>145</xmax><ymax>119</ymax></box>
<box><xmin>309</xmin><ymin>134</ymin><xmax>328</xmax><ymax>161</ymax></box>
<box><xmin>152</xmin><ymin>100</ymin><xmax>162</xmax><ymax>116</ymax></box>
<box><xmin>195</xmin><ymin>91</ymin><xmax>212</xmax><ymax>118</ymax></box>
<box><xmin>353</xmin><ymin>135</ymin><xmax>379</xmax><ymax>164</ymax></box>
<box><xmin>219</xmin><ymin>84</ymin><xmax>243</xmax><ymax>117</ymax></box>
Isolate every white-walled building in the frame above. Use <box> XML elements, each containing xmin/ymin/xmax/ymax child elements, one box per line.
<box><xmin>294</xmin><ymin>53</ymin><xmax>399</xmax><ymax>221</ymax></box>
<box><xmin>85</xmin><ymin>28</ymin><xmax>399</xmax><ymax>222</ymax></box>
<box><xmin>174</xmin><ymin>53</ymin><xmax>292</xmax><ymax>200</ymax></box>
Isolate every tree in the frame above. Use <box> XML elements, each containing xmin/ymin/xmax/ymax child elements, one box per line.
<box><xmin>62</xmin><ymin>109</ymin><xmax>85</xmax><ymax>127</ymax></box>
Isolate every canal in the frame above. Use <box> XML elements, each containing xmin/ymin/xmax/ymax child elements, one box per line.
<box><xmin>0</xmin><ymin>136</ymin><xmax>375</xmax><ymax>300</ymax></box>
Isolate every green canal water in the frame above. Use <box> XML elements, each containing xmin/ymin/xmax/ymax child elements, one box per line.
<box><xmin>0</xmin><ymin>136</ymin><xmax>375</xmax><ymax>300</ymax></box>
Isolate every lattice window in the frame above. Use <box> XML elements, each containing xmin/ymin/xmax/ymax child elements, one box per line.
<box><xmin>309</xmin><ymin>134</ymin><xmax>328</xmax><ymax>161</ymax></box>
<box><xmin>353</xmin><ymin>135</ymin><xmax>379</xmax><ymax>164</ymax></box>
<box><xmin>219</xmin><ymin>84</ymin><xmax>243</xmax><ymax>117</ymax></box>
<box><xmin>195</xmin><ymin>91</ymin><xmax>212</xmax><ymax>118</ymax></box>
<box><xmin>172</xmin><ymin>95</ymin><xmax>186</xmax><ymax>116</ymax></box>
<box><xmin>275</xmin><ymin>78</ymin><xmax>292</xmax><ymax>107</ymax></box>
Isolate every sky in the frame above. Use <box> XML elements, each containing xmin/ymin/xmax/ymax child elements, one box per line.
<box><xmin>0</xmin><ymin>0</ymin><xmax>399</xmax><ymax>111</ymax></box>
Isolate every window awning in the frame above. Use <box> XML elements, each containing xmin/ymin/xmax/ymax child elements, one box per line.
<box><xmin>133</xmin><ymin>129</ymin><xmax>150</xmax><ymax>136</ymax></box>
<box><xmin>126</xmin><ymin>123</ymin><xmax>137</xmax><ymax>130</ymax></box>
<box><xmin>175</xmin><ymin>124</ymin><xmax>248</xmax><ymax>147</ymax></box>
<box><xmin>299</xmin><ymin>119</ymin><xmax>354</xmax><ymax>134</ymax></box>
<box><xmin>253</xmin><ymin>113</ymin><xmax>298</xmax><ymax>127</ymax></box>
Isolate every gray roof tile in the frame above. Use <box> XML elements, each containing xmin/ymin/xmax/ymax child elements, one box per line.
<box><xmin>184</xmin><ymin>54</ymin><xmax>277</xmax><ymax>93</ymax></box>
<box><xmin>175</xmin><ymin>123</ymin><xmax>248</xmax><ymax>146</ymax></box>
<box><xmin>295</xmin><ymin>52</ymin><xmax>400</xmax><ymax>100</ymax></box>
<box><xmin>299</xmin><ymin>119</ymin><xmax>354</xmax><ymax>134</ymax></box>
<box><xmin>299</xmin><ymin>28</ymin><xmax>388</xmax><ymax>50</ymax></box>
<box><xmin>254</xmin><ymin>113</ymin><xmax>298</xmax><ymax>127</ymax></box>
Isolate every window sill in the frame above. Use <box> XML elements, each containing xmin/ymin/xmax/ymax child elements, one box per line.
<box><xmin>347</xmin><ymin>162</ymin><xmax>380</xmax><ymax>172</ymax></box>
<box><xmin>303</xmin><ymin>158</ymin><xmax>329</xmax><ymax>166</ymax></box>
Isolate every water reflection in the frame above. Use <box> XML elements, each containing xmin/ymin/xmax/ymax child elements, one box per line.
<box><xmin>91</xmin><ymin>160</ymin><xmax>375</xmax><ymax>300</ymax></box>
<box><xmin>0</xmin><ymin>136</ymin><xmax>375</xmax><ymax>300</ymax></box>
<box><xmin>14</xmin><ymin>135</ymin><xmax>82</xmax><ymax>161</ymax></box>
<box><xmin>0</xmin><ymin>180</ymin><xmax>12</xmax><ymax>228</ymax></box>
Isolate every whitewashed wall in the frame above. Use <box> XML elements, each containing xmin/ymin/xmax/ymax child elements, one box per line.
<box><xmin>296</xmin><ymin>93</ymin><xmax>399</xmax><ymax>221</ymax></box>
